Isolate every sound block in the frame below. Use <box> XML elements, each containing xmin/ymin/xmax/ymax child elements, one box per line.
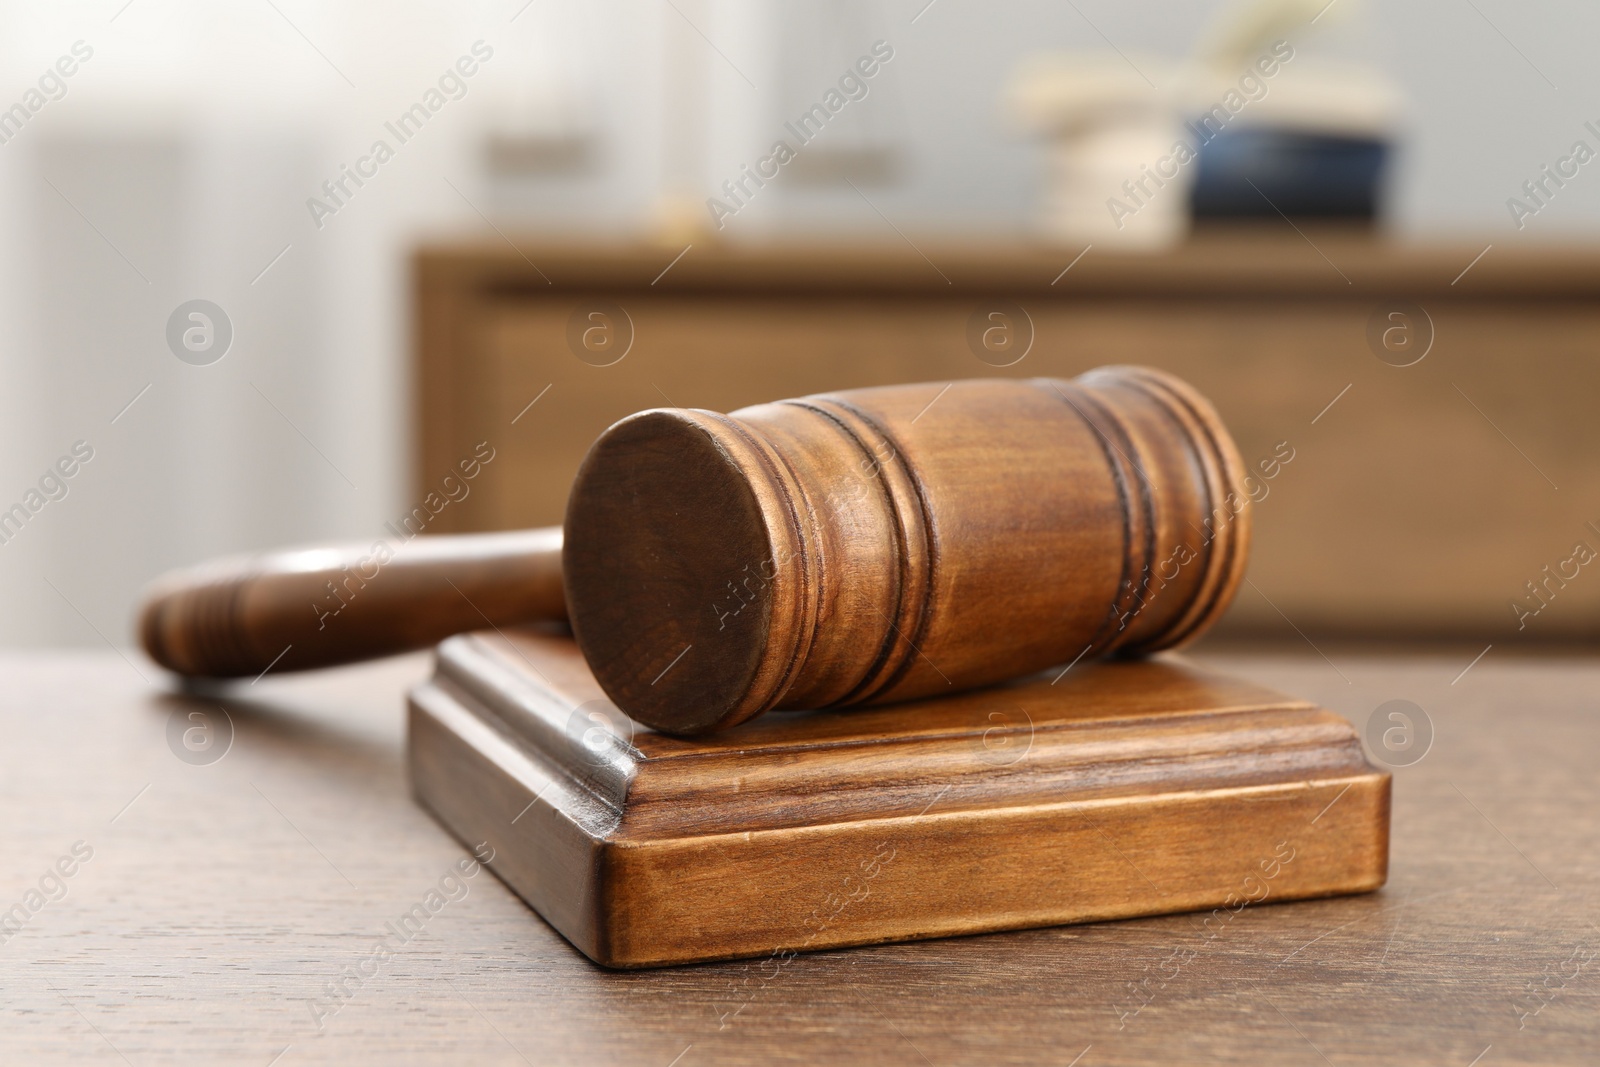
<box><xmin>407</xmin><ymin>629</ymin><xmax>1389</xmax><ymax>969</ymax></box>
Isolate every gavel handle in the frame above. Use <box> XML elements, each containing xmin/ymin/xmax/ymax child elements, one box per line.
<box><xmin>138</xmin><ymin>527</ymin><xmax>565</xmax><ymax>678</ymax></box>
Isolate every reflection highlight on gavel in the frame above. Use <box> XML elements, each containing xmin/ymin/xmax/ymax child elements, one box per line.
<box><xmin>139</xmin><ymin>365</ymin><xmax>1251</xmax><ymax>734</ymax></box>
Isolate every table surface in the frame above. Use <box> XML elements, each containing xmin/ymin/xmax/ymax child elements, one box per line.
<box><xmin>3</xmin><ymin>643</ymin><xmax>1596</xmax><ymax>1066</ymax></box>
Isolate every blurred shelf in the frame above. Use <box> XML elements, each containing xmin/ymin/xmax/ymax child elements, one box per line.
<box><xmin>418</xmin><ymin>227</ymin><xmax>1600</xmax><ymax>298</ymax></box>
<box><xmin>413</xmin><ymin>230</ymin><xmax>1600</xmax><ymax>645</ymax></box>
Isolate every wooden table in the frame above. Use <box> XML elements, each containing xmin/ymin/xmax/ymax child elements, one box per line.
<box><xmin>3</xmin><ymin>645</ymin><xmax>1595</xmax><ymax>1065</ymax></box>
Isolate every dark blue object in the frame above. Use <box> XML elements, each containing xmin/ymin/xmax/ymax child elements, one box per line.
<box><xmin>1189</xmin><ymin>127</ymin><xmax>1388</xmax><ymax>219</ymax></box>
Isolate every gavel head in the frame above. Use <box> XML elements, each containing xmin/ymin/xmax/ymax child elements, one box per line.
<box><xmin>563</xmin><ymin>366</ymin><xmax>1251</xmax><ymax>735</ymax></box>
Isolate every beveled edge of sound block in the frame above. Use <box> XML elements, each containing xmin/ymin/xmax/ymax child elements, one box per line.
<box><xmin>407</xmin><ymin>628</ymin><xmax>1390</xmax><ymax>969</ymax></box>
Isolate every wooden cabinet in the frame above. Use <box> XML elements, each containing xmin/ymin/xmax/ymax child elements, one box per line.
<box><xmin>414</xmin><ymin>231</ymin><xmax>1600</xmax><ymax>643</ymax></box>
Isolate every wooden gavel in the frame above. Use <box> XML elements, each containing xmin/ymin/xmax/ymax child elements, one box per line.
<box><xmin>140</xmin><ymin>366</ymin><xmax>1251</xmax><ymax>734</ymax></box>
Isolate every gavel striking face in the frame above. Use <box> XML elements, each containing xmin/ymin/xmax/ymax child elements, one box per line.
<box><xmin>139</xmin><ymin>366</ymin><xmax>1251</xmax><ymax>734</ymax></box>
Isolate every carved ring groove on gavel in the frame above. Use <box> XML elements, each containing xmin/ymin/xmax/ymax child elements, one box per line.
<box><xmin>139</xmin><ymin>366</ymin><xmax>1251</xmax><ymax>734</ymax></box>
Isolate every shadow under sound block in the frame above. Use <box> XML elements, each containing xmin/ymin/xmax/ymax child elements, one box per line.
<box><xmin>408</xmin><ymin>628</ymin><xmax>1389</xmax><ymax>969</ymax></box>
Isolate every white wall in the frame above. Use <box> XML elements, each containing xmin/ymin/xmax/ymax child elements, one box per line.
<box><xmin>1</xmin><ymin>0</ymin><xmax>1596</xmax><ymax>648</ymax></box>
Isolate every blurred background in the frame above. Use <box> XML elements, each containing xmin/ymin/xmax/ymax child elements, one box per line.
<box><xmin>3</xmin><ymin>0</ymin><xmax>1598</xmax><ymax>655</ymax></box>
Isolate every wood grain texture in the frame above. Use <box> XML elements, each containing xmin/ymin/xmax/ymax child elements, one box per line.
<box><xmin>2</xmin><ymin>646</ymin><xmax>1596</xmax><ymax>1063</ymax></box>
<box><xmin>409</xmin><ymin>629</ymin><xmax>1386</xmax><ymax>968</ymax></box>
<box><xmin>137</xmin><ymin>528</ymin><xmax>565</xmax><ymax>677</ymax></box>
<box><xmin>416</xmin><ymin>232</ymin><xmax>1600</xmax><ymax>643</ymax></box>
<box><xmin>138</xmin><ymin>367</ymin><xmax>1251</xmax><ymax>729</ymax></box>
<box><xmin>563</xmin><ymin>367</ymin><xmax>1250</xmax><ymax>733</ymax></box>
